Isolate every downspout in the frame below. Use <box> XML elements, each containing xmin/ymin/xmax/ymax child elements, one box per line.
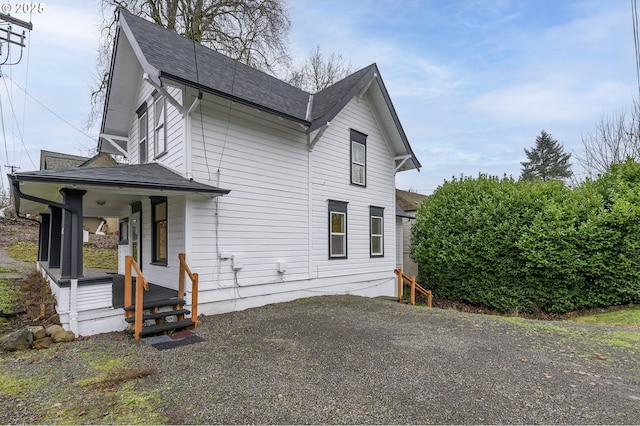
<box><xmin>184</xmin><ymin>90</ymin><xmax>203</xmax><ymax>180</ymax></box>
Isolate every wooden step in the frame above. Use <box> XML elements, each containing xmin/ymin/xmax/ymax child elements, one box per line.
<box><xmin>127</xmin><ymin>319</ymin><xmax>195</xmax><ymax>337</ymax></box>
<box><xmin>124</xmin><ymin>298</ymin><xmax>186</xmax><ymax>311</ymax></box>
<box><xmin>124</xmin><ymin>309</ymin><xmax>191</xmax><ymax>323</ymax></box>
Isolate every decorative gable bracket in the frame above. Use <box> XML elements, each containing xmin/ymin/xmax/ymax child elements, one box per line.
<box><xmin>394</xmin><ymin>155</ymin><xmax>412</xmax><ymax>173</ymax></box>
<box><xmin>143</xmin><ymin>73</ymin><xmax>184</xmax><ymax>114</ymax></box>
<box><xmin>308</xmin><ymin>122</ymin><xmax>330</xmax><ymax>151</ymax></box>
<box><xmin>100</xmin><ymin>134</ymin><xmax>129</xmax><ymax>158</ymax></box>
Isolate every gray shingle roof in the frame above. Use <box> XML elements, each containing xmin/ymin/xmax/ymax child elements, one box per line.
<box><xmin>40</xmin><ymin>150</ymin><xmax>89</xmax><ymax>171</ymax></box>
<box><xmin>14</xmin><ymin>163</ymin><xmax>229</xmax><ymax>194</ymax></box>
<box><xmin>113</xmin><ymin>10</ymin><xmax>420</xmax><ymax>170</ymax></box>
<box><xmin>121</xmin><ymin>9</ymin><xmax>310</xmax><ymax>123</ymax></box>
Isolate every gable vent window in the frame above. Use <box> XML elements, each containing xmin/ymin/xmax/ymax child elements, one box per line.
<box><xmin>350</xmin><ymin>129</ymin><xmax>367</xmax><ymax>186</ymax></box>
<box><xmin>153</xmin><ymin>92</ymin><xmax>167</xmax><ymax>158</ymax></box>
<box><xmin>136</xmin><ymin>103</ymin><xmax>148</xmax><ymax>164</ymax></box>
<box><xmin>328</xmin><ymin>200</ymin><xmax>348</xmax><ymax>259</ymax></box>
<box><xmin>370</xmin><ymin>206</ymin><xmax>384</xmax><ymax>257</ymax></box>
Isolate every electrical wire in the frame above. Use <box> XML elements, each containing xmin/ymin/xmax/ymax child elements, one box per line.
<box><xmin>1</xmin><ymin>75</ymin><xmax>35</xmax><ymax>168</ymax></box>
<box><xmin>2</xmin><ymin>73</ymin><xmax>95</xmax><ymax>142</ymax></box>
<box><xmin>632</xmin><ymin>0</ymin><xmax>640</xmax><ymax>101</ymax></box>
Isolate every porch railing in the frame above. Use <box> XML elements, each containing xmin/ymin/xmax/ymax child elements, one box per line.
<box><xmin>394</xmin><ymin>268</ymin><xmax>432</xmax><ymax>307</ymax></box>
<box><xmin>124</xmin><ymin>255</ymin><xmax>149</xmax><ymax>340</ymax></box>
<box><xmin>179</xmin><ymin>253</ymin><xmax>199</xmax><ymax>329</ymax></box>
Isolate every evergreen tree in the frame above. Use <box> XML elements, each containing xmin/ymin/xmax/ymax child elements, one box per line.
<box><xmin>520</xmin><ymin>130</ymin><xmax>572</xmax><ymax>182</ymax></box>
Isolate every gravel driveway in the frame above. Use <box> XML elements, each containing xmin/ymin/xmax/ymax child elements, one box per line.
<box><xmin>2</xmin><ymin>295</ymin><xmax>639</xmax><ymax>424</ymax></box>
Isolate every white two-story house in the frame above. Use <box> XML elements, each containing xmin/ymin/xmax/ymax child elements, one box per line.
<box><xmin>9</xmin><ymin>9</ymin><xmax>421</xmax><ymax>336</ymax></box>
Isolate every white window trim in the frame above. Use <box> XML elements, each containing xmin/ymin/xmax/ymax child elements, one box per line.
<box><xmin>154</xmin><ymin>96</ymin><xmax>167</xmax><ymax>158</ymax></box>
<box><xmin>370</xmin><ymin>215</ymin><xmax>384</xmax><ymax>257</ymax></box>
<box><xmin>138</xmin><ymin>111</ymin><xmax>148</xmax><ymax>164</ymax></box>
<box><xmin>351</xmin><ymin>141</ymin><xmax>366</xmax><ymax>185</ymax></box>
<box><xmin>330</xmin><ymin>211</ymin><xmax>347</xmax><ymax>258</ymax></box>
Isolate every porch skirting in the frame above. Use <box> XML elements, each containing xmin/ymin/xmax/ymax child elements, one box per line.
<box><xmin>37</xmin><ymin>262</ymin><xmax>127</xmax><ymax>336</ymax></box>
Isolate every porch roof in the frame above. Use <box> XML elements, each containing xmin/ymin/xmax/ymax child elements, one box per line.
<box><xmin>10</xmin><ymin>163</ymin><xmax>230</xmax><ymax>216</ymax></box>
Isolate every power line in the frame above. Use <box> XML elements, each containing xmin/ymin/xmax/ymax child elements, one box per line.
<box><xmin>1</xmin><ymin>72</ymin><xmax>96</xmax><ymax>142</ymax></box>
<box><xmin>632</xmin><ymin>0</ymin><xmax>640</xmax><ymax>100</ymax></box>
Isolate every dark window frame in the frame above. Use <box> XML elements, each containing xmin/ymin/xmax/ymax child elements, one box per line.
<box><xmin>350</xmin><ymin>129</ymin><xmax>367</xmax><ymax>187</ymax></box>
<box><xmin>328</xmin><ymin>200</ymin><xmax>348</xmax><ymax>259</ymax></box>
<box><xmin>369</xmin><ymin>206</ymin><xmax>384</xmax><ymax>257</ymax></box>
<box><xmin>150</xmin><ymin>196</ymin><xmax>168</xmax><ymax>266</ymax></box>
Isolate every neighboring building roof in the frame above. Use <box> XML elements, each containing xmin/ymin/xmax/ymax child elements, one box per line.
<box><xmin>40</xmin><ymin>150</ymin><xmax>89</xmax><ymax>170</ymax></box>
<box><xmin>14</xmin><ymin>163</ymin><xmax>229</xmax><ymax>194</ymax></box>
<box><xmin>396</xmin><ymin>189</ymin><xmax>429</xmax><ymax>213</ymax></box>
<box><xmin>101</xmin><ymin>10</ymin><xmax>420</xmax><ymax>171</ymax></box>
<box><xmin>40</xmin><ymin>150</ymin><xmax>119</xmax><ymax>171</ymax></box>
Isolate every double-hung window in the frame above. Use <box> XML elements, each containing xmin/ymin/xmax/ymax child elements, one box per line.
<box><xmin>136</xmin><ymin>103</ymin><xmax>148</xmax><ymax>164</ymax></box>
<box><xmin>153</xmin><ymin>92</ymin><xmax>166</xmax><ymax>157</ymax></box>
<box><xmin>350</xmin><ymin>129</ymin><xmax>367</xmax><ymax>186</ymax></box>
<box><xmin>370</xmin><ymin>206</ymin><xmax>384</xmax><ymax>257</ymax></box>
<box><xmin>329</xmin><ymin>200</ymin><xmax>348</xmax><ymax>259</ymax></box>
<box><xmin>151</xmin><ymin>197</ymin><xmax>168</xmax><ymax>265</ymax></box>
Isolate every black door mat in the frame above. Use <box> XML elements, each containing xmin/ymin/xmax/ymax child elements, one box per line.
<box><xmin>143</xmin><ymin>330</ymin><xmax>204</xmax><ymax>350</ymax></box>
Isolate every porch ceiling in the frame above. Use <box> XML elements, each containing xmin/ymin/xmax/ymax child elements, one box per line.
<box><xmin>10</xmin><ymin>163</ymin><xmax>230</xmax><ymax>216</ymax></box>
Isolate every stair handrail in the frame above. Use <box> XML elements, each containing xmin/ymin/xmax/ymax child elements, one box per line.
<box><xmin>394</xmin><ymin>268</ymin><xmax>432</xmax><ymax>307</ymax></box>
<box><xmin>125</xmin><ymin>255</ymin><xmax>149</xmax><ymax>339</ymax></box>
<box><xmin>178</xmin><ymin>253</ymin><xmax>199</xmax><ymax>328</ymax></box>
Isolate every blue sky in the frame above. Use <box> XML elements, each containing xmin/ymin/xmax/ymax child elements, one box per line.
<box><xmin>0</xmin><ymin>0</ymin><xmax>637</xmax><ymax>196</ymax></box>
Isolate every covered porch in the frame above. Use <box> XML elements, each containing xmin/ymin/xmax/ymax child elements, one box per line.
<box><xmin>9</xmin><ymin>162</ymin><xmax>229</xmax><ymax>335</ymax></box>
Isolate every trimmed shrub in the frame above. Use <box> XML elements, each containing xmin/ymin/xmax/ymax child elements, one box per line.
<box><xmin>411</xmin><ymin>160</ymin><xmax>640</xmax><ymax>314</ymax></box>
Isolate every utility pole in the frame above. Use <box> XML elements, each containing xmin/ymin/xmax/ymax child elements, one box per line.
<box><xmin>0</xmin><ymin>12</ymin><xmax>32</xmax><ymax>65</ymax></box>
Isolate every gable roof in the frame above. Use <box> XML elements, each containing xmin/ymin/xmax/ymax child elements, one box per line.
<box><xmin>40</xmin><ymin>150</ymin><xmax>88</xmax><ymax>170</ymax></box>
<box><xmin>396</xmin><ymin>189</ymin><xmax>429</xmax><ymax>213</ymax></box>
<box><xmin>40</xmin><ymin>150</ymin><xmax>119</xmax><ymax>171</ymax></box>
<box><xmin>101</xmin><ymin>9</ymin><xmax>420</xmax><ymax>171</ymax></box>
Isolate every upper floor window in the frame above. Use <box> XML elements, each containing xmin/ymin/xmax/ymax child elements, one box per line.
<box><xmin>329</xmin><ymin>200</ymin><xmax>348</xmax><ymax>259</ymax></box>
<box><xmin>370</xmin><ymin>206</ymin><xmax>384</xmax><ymax>257</ymax></box>
<box><xmin>136</xmin><ymin>103</ymin><xmax>148</xmax><ymax>164</ymax></box>
<box><xmin>350</xmin><ymin>129</ymin><xmax>367</xmax><ymax>186</ymax></box>
<box><xmin>153</xmin><ymin>92</ymin><xmax>167</xmax><ymax>157</ymax></box>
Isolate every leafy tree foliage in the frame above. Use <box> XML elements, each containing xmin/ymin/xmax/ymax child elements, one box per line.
<box><xmin>411</xmin><ymin>161</ymin><xmax>640</xmax><ymax>314</ymax></box>
<box><xmin>520</xmin><ymin>130</ymin><xmax>572</xmax><ymax>182</ymax></box>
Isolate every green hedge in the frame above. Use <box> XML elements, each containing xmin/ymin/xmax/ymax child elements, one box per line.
<box><xmin>411</xmin><ymin>159</ymin><xmax>640</xmax><ymax>313</ymax></box>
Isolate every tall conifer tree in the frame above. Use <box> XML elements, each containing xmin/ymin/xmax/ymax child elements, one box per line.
<box><xmin>520</xmin><ymin>130</ymin><xmax>572</xmax><ymax>182</ymax></box>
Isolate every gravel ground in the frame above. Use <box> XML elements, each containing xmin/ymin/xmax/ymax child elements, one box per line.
<box><xmin>1</xmin><ymin>295</ymin><xmax>639</xmax><ymax>424</ymax></box>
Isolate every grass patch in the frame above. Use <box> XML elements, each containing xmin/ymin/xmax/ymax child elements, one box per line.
<box><xmin>0</xmin><ymin>266</ymin><xmax>15</xmax><ymax>273</ymax></box>
<box><xmin>0</xmin><ymin>278</ymin><xmax>20</xmax><ymax>314</ymax></box>
<box><xmin>7</xmin><ymin>241</ymin><xmax>117</xmax><ymax>270</ymax></box>
<box><xmin>568</xmin><ymin>305</ymin><xmax>640</xmax><ymax>328</ymax></box>
<box><xmin>8</xmin><ymin>241</ymin><xmax>37</xmax><ymax>263</ymax></box>
<box><xmin>83</xmin><ymin>246</ymin><xmax>117</xmax><ymax>270</ymax></box>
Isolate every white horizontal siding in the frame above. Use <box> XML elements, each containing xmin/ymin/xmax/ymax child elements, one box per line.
<box><xmin>188</xmin><ymin>97</ymin><xmax>310</xmax><ymax>288</ymax></box>
<box><xmin>310</xmin><ymin>97</ymin><xmax>396</xmax><ymax>279</ymax></box>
